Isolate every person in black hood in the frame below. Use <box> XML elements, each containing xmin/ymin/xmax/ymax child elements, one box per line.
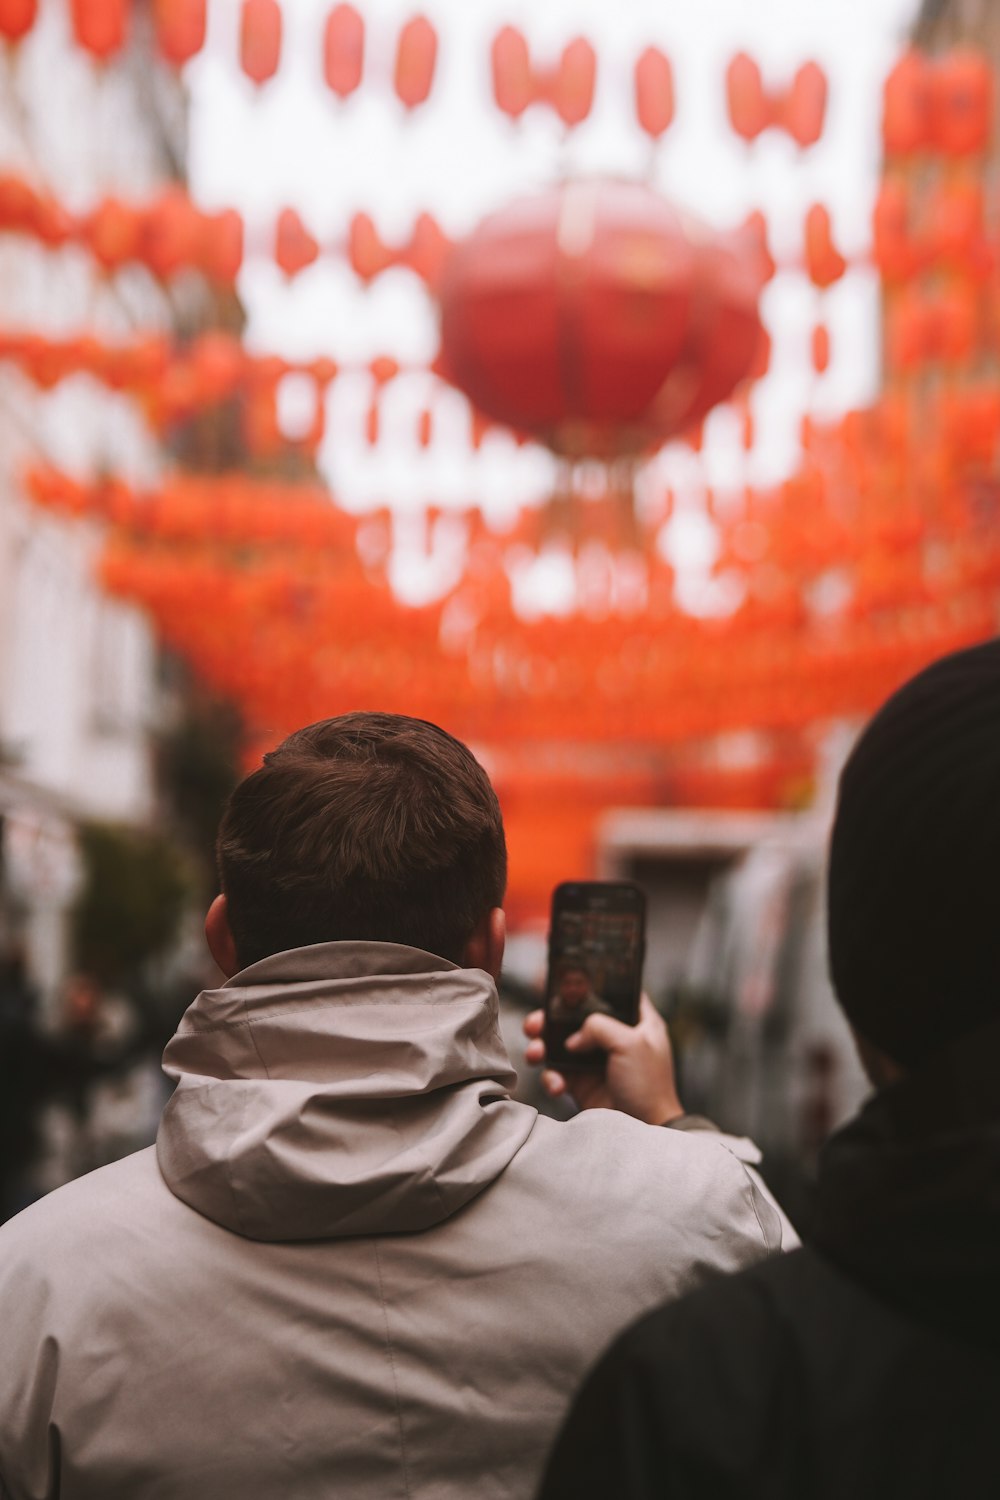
<box><xmin>537</xmin><ymin>640</ymin><xmax>1000</xmax><ymax>1500</ymax></box>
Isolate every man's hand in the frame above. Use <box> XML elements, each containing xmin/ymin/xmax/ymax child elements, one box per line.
<box><xmin>522</xmin><ymin>994</ymin><xmax>684</xmax><ymax>1125</ymax></box>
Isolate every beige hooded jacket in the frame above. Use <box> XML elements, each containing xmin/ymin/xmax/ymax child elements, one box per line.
<box><xmin>0</xmin><ymin>943</ymin><xmax>791</xmax><ymax>1500</ymax></box>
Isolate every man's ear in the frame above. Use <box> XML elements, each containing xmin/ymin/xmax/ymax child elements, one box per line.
<box><xmin>205</xmin><ymin>893</ymin><xmax>239</xmax><ymax>978</ymax></box>
<box><xmin>462</xmin><ymin>906</ymin><xmax>506</xmax><ymax>980</ymax></box>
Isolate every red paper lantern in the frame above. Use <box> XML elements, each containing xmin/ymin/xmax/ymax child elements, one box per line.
<box><xmin>0</xmin><ymin>0</ymin><xmax>36</xmax><ymax>43</ymax></box>
<box><xmin>275</xmin><ymin>207</ymin><xmax>320</xmax><ymax>277</ymax></box>
<box><xmin>812</xmin><ymin>324</ymin><xmax>831</xmax><ymax>373</ymax></box>
<box><xmin>394</xmin><ymin>14</ymin><xmax>437</xmax><ymax>110</ymax></box>
<box><xmin>883</xmin><ymin>52</ymin><xmax>931</xmax><ymax>154</ymax></box>
<box><xmin>727</xmin><ymin>53</ymin><xmax>768</xmax><ymax>141</ymax></box>
<box><xmin>785</xmin><ymin>62</ymin><xmax>827</xmax><ymax>148</ymax></box>
<box><xmin>201</xmin><ymin>208</ymin><xmax>244</xmax><ymax>282</ymax></box>
<box><xmin>70</xmin><ymin>0</ymin><xmax>128</xmax><ymax>60</ymax></box>
<box><xmin>491</xmin><ymin>26</ymin><xmax>532</xmax><ymax>120</ymax></box>
<box><xmin>933</xmin><ymin>50</ymin><xmax>992</xmax><ymax>156</ymax></box>
<box><xmin>323</xmin><ymin>4</ymin><xmax>364</xmax><ymax>99</ymax></box>
<box><xmin>140</xmin><ymin>188</ymin><xmax>203</xmax><ymax>280</ymax></box>
<box><xmin>349</xmin><ymin>213</ymin><xmax>393</xmax><ymax>281</ymax></box>
<box><xmin>634</xmin><ymin>46</ymin><xmax>674</xmax><ymax>140</ymax></box>
<box><xmin>553</xmin><ymin>37</ymin><xmax>596</xmax><ymax>128</ymax></box>
<box><xmin>804</xmin><ymin>204</ymin><xmax>847</xmax><ymax>288</ymax></box>
<box><xmin>84</xmin><ymin>196</ymin><xmax>141</xmax><ymax>270</ymax></box>
<box><xmin>438</xmin><ymin>178</ymin><xmax>764</xmax><ymax>459</ymax></box>
<box><xmin>153</xmin><ymin>0</ymin><xmax>205</xmax><ymax>67</ymax></box>
<box><xmin>240</xmin><ymin>0</ymin><xmax>281</xmax><ymax>86</ymax></box>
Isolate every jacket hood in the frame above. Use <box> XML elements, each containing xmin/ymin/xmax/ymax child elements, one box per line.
<box><xmin>156</xmin><ymin>942</ymin><xmax>535</xmax><ymax>1242</ymax></box>
<box><xmin>811</xmin><ymin>1013</ymin><xmax>1000</xmax><ymax>1351</ymax></box>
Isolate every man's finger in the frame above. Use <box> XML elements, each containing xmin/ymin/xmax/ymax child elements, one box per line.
<box><xmin>524</xmin><ymin>1038</ymin><xmax>545</xmax><ymax>1065</ymax></box>
<box><xmin>541</xmin><ymin>1069</ymin><xmax>567</xmax><ymax>1098</ymax></box>
<box><xmin>522</xmin><ymin>1009</ymin><xmax>545</xmax><ymax>1039</ymax></box>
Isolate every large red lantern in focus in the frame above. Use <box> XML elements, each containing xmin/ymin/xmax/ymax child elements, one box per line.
<box><xmin>437</xmin><ymin>178</ymin><xmax>764</xmax><ymax>460</ymax></box>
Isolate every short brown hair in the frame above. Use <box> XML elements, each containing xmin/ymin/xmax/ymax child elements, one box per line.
<box><xmin>217</xmin><ymin>713</ymin><xmax>507</xmax><ymax>969</ymax></box>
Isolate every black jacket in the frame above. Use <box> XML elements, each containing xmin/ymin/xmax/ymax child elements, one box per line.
<box><xmin>538</xmin><ymin>1019</ymin><xmax>1000</xmax><ymax>1499</ymax></box>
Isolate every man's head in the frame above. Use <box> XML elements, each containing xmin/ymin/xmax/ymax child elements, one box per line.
<box><xmin>209</xmin><ymin>712</ymin><xmax>507</xmax><ymax>975</ymax></box>
<box><xmin>828</xmin><ymin>639</ymin><xmax>1000</xmax><ymax>1074</ymax></box>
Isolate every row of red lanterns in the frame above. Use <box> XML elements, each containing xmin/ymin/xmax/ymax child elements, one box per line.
<box><xmin>0</xmin><ymin>2</ymin><xmax>830</xmax><ymax>149</ymax></box>
<box><xmin>2</xmin><ymin>9</ymin><xmax>989</xmax><ymax>164</ymax></box>
<box><xmin>0</xmin><ymin>331</ymin><xmax>536</xmax><ymax>457</ymax></box>
<box><xmin>0</xmin><ymin>0</ymin><xmax>436</xmax><ymax>103</ymax></box>
<box><xmin>0</xmin><ymin>172</ymin><xmax>862</xmax><ymax>291</ymax></box>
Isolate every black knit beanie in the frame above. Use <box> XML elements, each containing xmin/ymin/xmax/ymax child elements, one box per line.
<box><xmin>828</xmin><ymin>638</ymin><xmax>1000</xmax><ymax>1066</ymax></box>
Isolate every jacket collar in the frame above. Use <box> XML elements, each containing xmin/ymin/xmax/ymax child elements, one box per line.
<box><xmin>157</xmin><ymin>942</ymin><xmax>535</xmax><ymax>1243</ymax></box>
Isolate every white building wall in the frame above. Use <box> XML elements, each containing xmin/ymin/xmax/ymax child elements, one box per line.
<box><xmin>0</xmin><ymin>0</ymin><xmax>198</xmax><ymax>997</ymax></box>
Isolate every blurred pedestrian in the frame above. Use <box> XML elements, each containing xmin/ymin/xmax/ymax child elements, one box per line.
<box><xmin>537</xmin><ymin>641</ymin><xmax>1000</xmax><ymax>1500</ymax></box>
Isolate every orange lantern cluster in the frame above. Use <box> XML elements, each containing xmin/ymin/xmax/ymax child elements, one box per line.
<box><xmin>0</xmin><ymin>176</ymin><xmax>243</xmax><ymax>282</ymax></box>
<box><xmin>23</xmin><ymin>353</ymin><xmax>1000</xmax><ymax>759</ymax></box>
<box><xmin>23</xmin><ymin>468</ymin><xmax>385</xmax><ymax>556</ymax></box>
<box><xmin>0</xmin><ymin>329</ymin><xmax>536</xmax><ymax>457</ymax></box>
<box><xmin>726</xmin><ymin>53</ymin><xmax>828</xmax><ymax>147</ymax></box>
<box><xmin>0</xmin><ymin>331</ymin><xmax>445</xmax><ymax>453</ymax></box>
<box><xmin>883</xmin><ymin>49</ymin><xmax>992</xmax><ymax>157</ymax></box>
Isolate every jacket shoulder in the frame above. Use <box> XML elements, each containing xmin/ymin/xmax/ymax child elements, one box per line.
<box><xmin>0</xmin><ymin>1147</ymin><xmax>170</xmax><ymax>1265</ymax></box>
<box><xmin>518</xmin><ymin>1109</ymin><xmax>788</xmax><ymax>1254</ymax></box>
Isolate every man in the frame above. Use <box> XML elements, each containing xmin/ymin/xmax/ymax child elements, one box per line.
<box><xmin>0</xmin><ymin>713</ymin><xmax>791</xmax><ymax>1500</ymax></box>
<box><xmin>538</xmin><ymin>641</ymin><xmax>1000</xmax><ymax>1500</ymax></box>
<box><xmin>548</xmin><ymin>961</ymin><xmax>616</xmax><ymax>1021</ymax></box>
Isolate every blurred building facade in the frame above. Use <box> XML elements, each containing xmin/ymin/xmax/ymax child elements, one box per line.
<box><xmin>0</xmin><ymin>3</ymin><xmax>204</xmax><ymax>1006</ymax></box>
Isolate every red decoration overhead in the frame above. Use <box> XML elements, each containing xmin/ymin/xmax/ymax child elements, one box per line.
<box><xmin>323</xmin><ymin>3</ymin><xmax>364</xmax><ymax>99</ymax></box>
<box><xmin>275</xmin><ymin>207</ymin><xmax>320</xmax><ymax>277</ymax></box>
<box><xmin>726</xmin><ymin>52</ymin><xmax>828</xmax><ymax>147</ymax></box>
<box><xmin>0</xmin><ymin>0</ymin><xmax>36</xmax><ymax>44</ymax></box>
<box><xmin>70</xmin><ymin>0</ymin><xmax>128</xmax><ymax>60</ymax></box>
<box><xmin>935</xmin><ymin>50</ymin><xmax>992</xmax><ymax>156</ymax></box>
<box><xmin>785</xmin><ymin>61</ymin><xmax>827</xmax><ymax>148</ymax></box>
<box><xmin>554</xmin><ymin>37</ymin><xmax>596</xmax><ymax>128</ymax></box>
<box><xmin>634</xmin><ymin>47</ymin><xmax>675</xmax><ymax>140</ymax></box>
<box><xmin>490</xmin><ymin>26</ymin><xmax>596</xmax><ymax>128</ymax></box>
<box><xmin>394</xmin><ymin>14</ymin><xmax>437</xmax><ymax>110</ymax></box>
<box><xmin>348</xmin><ymin>210</ymin><xmax>451</xmax><ymax>287</ymax></box>
<box><xmin>882</xmin><ymin>52</ymin><xmax>930</xmax><ymax>154</ymax></box>
<box><xmin>240</xmin><ymin>0</ymin><xmax>281</xmax><ymax>86</ymax></box>
<box><xmin>803</xmin><ymin>204</ymin><xmax>847</xmax><ymax>288</ymax></box>
<box><xmin>883</xmin><ymin>48</ymin><xmax>993</xmax><ymax>156</ymax></box>
<box><xmin>153</xmin><ymin>0</ymin><xmax>205</xmax><ymax>67</ymax></box>
<box><xmin>491</xmin><ymin>26</ymin><xmax>531</xmax><ymax>119</ymax></box>
<box><xmin>438</xmin><ymin>178</ymin><xmax>765</xmax><ymax>459</ymax></box>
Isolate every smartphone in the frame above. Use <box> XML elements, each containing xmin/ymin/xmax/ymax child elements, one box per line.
<box><xmin>544</xmin><ymin>881</ymin><xmax>646</xmax><ymax>1071</ymax></box>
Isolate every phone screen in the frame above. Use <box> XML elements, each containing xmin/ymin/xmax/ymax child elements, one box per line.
<box><xmin>544</xmin><ymin>882</ymin><xmax>645</xmax><ymax>1070</ymax></box>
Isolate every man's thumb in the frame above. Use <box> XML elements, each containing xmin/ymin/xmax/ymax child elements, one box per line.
<box><xmin>565</xmin><ymin>1013</ymin><xmax>627</xmax><ymax>1054</ymax></box>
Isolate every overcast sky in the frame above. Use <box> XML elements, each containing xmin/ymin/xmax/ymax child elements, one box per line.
<box><xmin>186</xmin><ymin>0</ymin><xmax>920</xmax><ymax>611</ymax></box>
